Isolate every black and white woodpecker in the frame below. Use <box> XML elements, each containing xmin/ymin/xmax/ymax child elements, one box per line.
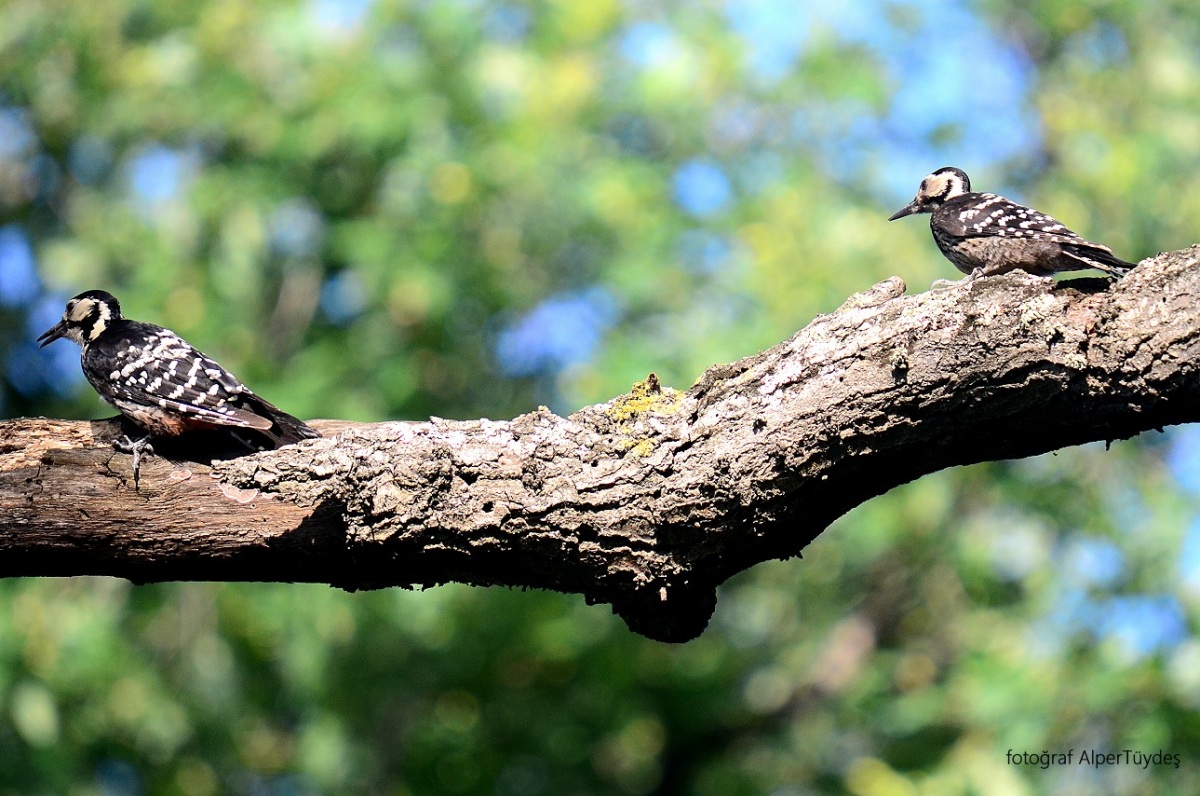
<box><xmin>38</xmin><ymin>290</ymin><xmax>318</xmax><ymax>484</ymax></box>
<box><xmin>888</xmin><ymin>166</ymin><xmax>1137</xmax><ymax>279</ymax></box>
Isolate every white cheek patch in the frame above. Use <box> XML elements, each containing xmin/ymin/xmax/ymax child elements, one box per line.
<box><xmin>90</xmin><ymin>302</ymin><xmax>112</xmax><ymax>340</ymax></box>
<box><xmin>925</xmin><ymin>172</ymin><xmax>967</xmax><ymax>202</ymax></box>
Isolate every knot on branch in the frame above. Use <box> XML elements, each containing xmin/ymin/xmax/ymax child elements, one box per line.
<box><xmin>608</xmin><ymin>578</ymin><xmax>719</xmax><ymax>643</ymax></box>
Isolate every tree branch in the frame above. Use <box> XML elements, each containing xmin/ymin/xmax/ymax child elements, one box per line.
<box><xmin>4</xmin><ymin>245</ymin><xmax>1199</xmax><ymax>641</ymax></box>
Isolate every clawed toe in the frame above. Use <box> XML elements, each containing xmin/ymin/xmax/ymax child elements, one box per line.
<box><xmin>113</xmin><ymin>435</ymin><xmax>154</xmax><ymax>489</ymax></box>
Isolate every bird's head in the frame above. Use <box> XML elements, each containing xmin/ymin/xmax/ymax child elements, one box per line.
<box><xmin>888</xmin><ymin>166</ymin><xmax>972</xmax><ymax>221</ymax></box>
<box><xmin>37</xmin><ymin>290</ymin><xmax>123</xmax><ymax>348</ymax></box>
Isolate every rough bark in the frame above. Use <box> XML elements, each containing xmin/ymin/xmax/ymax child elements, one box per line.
<box><xmin>3</xmin><ymin>245</ymin><xmax>1199</xmax><ymax>642</ymax></box>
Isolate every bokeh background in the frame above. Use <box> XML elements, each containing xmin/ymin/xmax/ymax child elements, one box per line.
<box><xmin>2</xmin><ymin>0</ymin><xmax>1200</xmax><ymax>793</ymax></box>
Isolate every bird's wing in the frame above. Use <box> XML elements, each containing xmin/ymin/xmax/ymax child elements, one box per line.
<box><xmin>944</xmin><ymin>193</ymin><xmax>1126</xmax><ymax>257</ymax></box>
<box><xmin>84</xmin><ymin>324</ymin><xmax>273</xmax><ymax>431</ymax></box>
<box><xmin>942</xmin><ymin>193</ymin><xmax>1079</xmax><ymax>240</ymax></box>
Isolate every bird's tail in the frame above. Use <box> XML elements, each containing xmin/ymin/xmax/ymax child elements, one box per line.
<box><xmin>1062</xmin><ymin>246</ymin><xmax>1137</xmax><ymax>278</ymax></box>
<box><xmin>234</xmin><ymin>394</ymin><xmax>320</xmax><ymax>450</ymax></box>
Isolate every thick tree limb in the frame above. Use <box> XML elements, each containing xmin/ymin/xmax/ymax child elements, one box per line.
<box><xmin>3</xmin><ymin>246</ymin><xmax>1199</xmax><ymax>641</ymax></box>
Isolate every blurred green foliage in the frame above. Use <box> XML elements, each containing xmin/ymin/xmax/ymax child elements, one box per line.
<box><xmin>2</xmin><ymin>0</ymin><xmax>1200</xmax><ymax>793</ymax></box>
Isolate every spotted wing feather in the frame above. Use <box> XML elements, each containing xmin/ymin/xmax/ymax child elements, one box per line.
<box><xmin>82</xmin><ymin>320</ymin><xmax>318</xmax><ymax>446</ymax></box>
<box><xmin>83</xmin><ymin>322</ymin><xmax>268</xmax><ymax>428</ymax></box>
<box><xmin>939</xmin><ymin>194</ymin><xmax>1071</xmax><ymax>239</ymax></box>
<box><xmin>944</xmin><ymin>193</ymin><xmax>1131</xmax><ymax>263</ymax></box>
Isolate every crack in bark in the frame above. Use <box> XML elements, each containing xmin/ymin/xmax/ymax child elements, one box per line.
<box><xmin>2</xmin><ymin>246</ymin><xmax>1200</xmax><ymax>640</ymax></box>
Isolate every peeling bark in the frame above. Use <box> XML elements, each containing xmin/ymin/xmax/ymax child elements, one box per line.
<box><xmin>3</xmin><ymin>246</ymin><xmax>1199</xmax><ymax>641</ymax></box>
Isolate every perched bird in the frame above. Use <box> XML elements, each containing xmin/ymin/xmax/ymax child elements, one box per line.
<box><xmin>38</xmin><ymin>290</ymin><xmax>318</xmax><ymax>483</ymax></box>
<box><xmin>888</xmin><ymin>166</ymin><xmax>1136</xmax><ymax>279</ymax></box>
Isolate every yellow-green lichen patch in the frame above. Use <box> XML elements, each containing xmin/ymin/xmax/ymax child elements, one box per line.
<box><xmin>604</xmin><ymin>374</ymin><xmax>684</xmax><ymax>458</ymax></box>
<box><xmin>626</xmin><ymin>439</ymin><xmax>656</xmax><ymax>458</ymax></box>
<box><xmin>605</xmin><ymin>373</ymin><xmax>684</xmax><ymax>424</ymax></box>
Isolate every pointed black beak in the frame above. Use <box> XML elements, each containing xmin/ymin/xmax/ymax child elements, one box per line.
<box><xmin>37</xmin><ymin>320</ymin><xmax>67</xmax><ymax>348</ymax></box>
<box><xmin>887</xmin><ymin>200</ymin><xmax>919</xmax><ymax>221</ymax></box>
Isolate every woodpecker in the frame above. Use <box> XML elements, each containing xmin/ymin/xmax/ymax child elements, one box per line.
<box><xmin>38</xmin><ymin>290</ymin><xmax>318</xmax><ymax>484</ymax></box>
<box><xmin>888</xmin><ymin>166</ymin><xmax>1136</xmax><ymax>279</ymax></box>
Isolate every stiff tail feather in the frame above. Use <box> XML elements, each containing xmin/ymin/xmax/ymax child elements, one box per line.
<box><xmin>1062</xmin><ymin>246</ymin><xmax>1137</xmax><ymax>278</ymax></box>
<box><xmin>232</xmin><ymin>394</ymin><xmax>320</xmax><ymax>450</ymax></box>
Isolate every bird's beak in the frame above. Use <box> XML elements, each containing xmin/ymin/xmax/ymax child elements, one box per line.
<box><xmin>887</xmin><ymin>200</ymin><xmax>919</xmax><ymax>221</ymax></box>
<box><xmin>37</xmin><ymin>320</ymin><xmax>67</xmax><ymax>348</ymax></box>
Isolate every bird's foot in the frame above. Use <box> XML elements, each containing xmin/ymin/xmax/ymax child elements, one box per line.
<box><xmin>113</xmin><ymin>434</ymin><xmax>155</xmax><ymax>490</ymax></box>
<box><xmin>932</xmin><ymin>268</ymin><xmax>989</xmax><ymax>292</ymax></box>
